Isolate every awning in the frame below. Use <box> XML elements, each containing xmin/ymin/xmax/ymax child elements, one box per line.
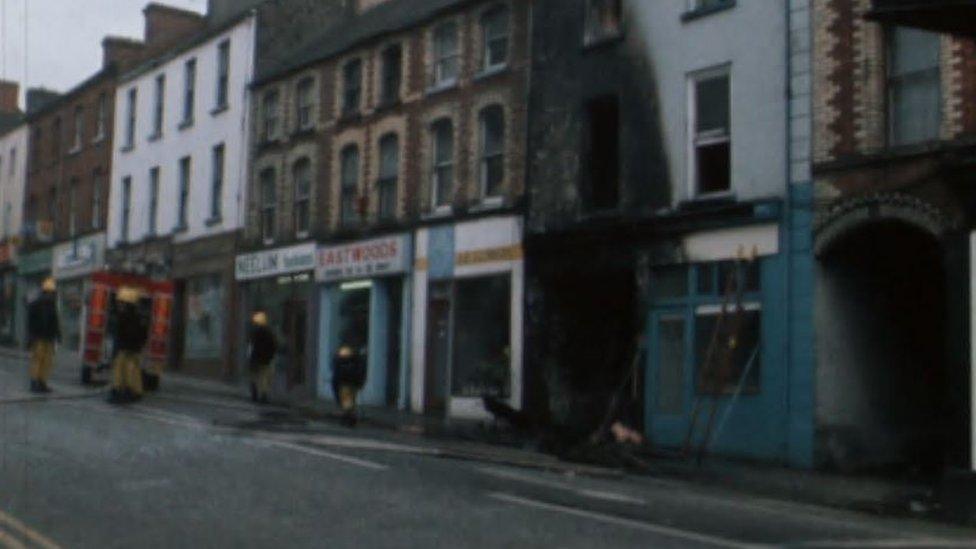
<box><xmin>866</xmin><ymin>0</ymin><xmax>976</xmax><ymax>36</ymax></box>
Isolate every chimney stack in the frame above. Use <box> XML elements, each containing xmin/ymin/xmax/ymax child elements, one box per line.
<box><xmin>102</xmin><ymin>37</ymin><xmax>146</xmax><ymax>71</ymax></box>
<box><xmin>143</xmin><ymin>3</ymin><xmax>206</xmax><ymax>56</ymax></box>
<box><xmin>0</xmin><ymin>81</ymin><xmax>19</xmax><ymax>113</ymax></box>
<box><xmin>26</xmin><ymin>88</ymin><xmax>61</xmax><ymax>115</ymax></box>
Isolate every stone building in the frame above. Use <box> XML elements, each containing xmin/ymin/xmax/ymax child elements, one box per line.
<box><xmin>244</xmin><ymin>0</ymin><xmax>530</xmax><ymax>415</ymax></box>
<box><xmin>812</xmin><ymin>0</ymin><xmax>976</xmax><ymax>475</ymax></box>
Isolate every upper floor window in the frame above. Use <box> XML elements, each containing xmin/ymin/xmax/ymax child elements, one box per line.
<box><xmin>431</xmin><ymin>119</ymin><xmax>454</xmax><ymax>210</ymax></box>
<box><xmin>148</xmin><ymin>167</ymin><xmax>160</xmax><ymax>235</ymax></box>
<box><xmin>51</xmin><ymin>118</ymin><xmax>62</xmax><ymax>160</ymax></box>
<box><xmin>152</xmin><ymin>74</ymin><xmax>166</xmax><ymax>138</ymax></box>
<box><xmin>95</xmin><ymin>93</ymin><xmax>107</xmax><ymax>141</ymax></box>
<box><xmin>584</xmin><ymin>0</ymin><xmax>622</xmax><ymax>45</ymax></box>
<box><xmin>296</xmin><ymin>78</ymin><xmax>315</xmax><ymax>131</ymax></box>
<box><xmin>263</xmin><ymin>90</ymin><xmax>280</xmax><ymax>141</ymax></box>
<box><xmin>183</xmin><ymin>58</ymin><xmax>197</xmax><ymax>125</ymax></box>
<box><xmin>177</xmin><ymin>156</ymin><xmax>191</xmax><ymax>229</ymax></box>
<box><xmin>215</xmin><ymin>40</ymin><xmax>230</xmax><ymax>110</ymax></box>
<box><xmin>72</xmin><ymin>106</ymin><xmax>84</xmax><ymax>151</ymax></box>
<box><xmin>260</xmin><ymin>168</ymin><xmax>276</xmax><ymax>243</ymax></box>
<box><xmin>378</xmin><ymin>133</ymin><xmax>399</xmax><ymax>221</ymax></box>
<box><xmin>211</xmin><ymin>143</ymin><xmax>225</xmax><ymax>220</ymax></box>
<box><xmin>340</xmin><ymin>145</ymin><xmax>361</xmax><ymax>226</ymax></box>
<box><xmin>432</xmin><ymin>22</ymin><xmax>460</xmax><ymax>88</ymax></box>
<box><xmin>342</xmin><ymin>59</ymin><xmax>363</xmax><ymax>116</ymax></box>
<box><xmin>479</xmin><ymin>105</ymin><xmax>505</xmax><ymax>199</ymax></box>
<box><xmin>92</xmin><ymin>170</ymin><xmax>103</xmax><ymax>230</ymax></box>
<box><xmin>690</xmin><ymin>69</ymin><xmax>730</xmax><ymax>196</ymax></box>
<box><xmin>481</xmin><ymin>7</ymin><xmax>510</xmax><ymax>71</ymax></box>
<box><xmin>584</xmin><ymin>96</ymin><xmax>619</xmax><ymax>210</ymax></box>
<box><xmin>887</xmin><ymin>26</ymin><xmax>941</xmax><ymax>146</ymax></box>
<box><xmin>125</xmin><ymin>88</ymin><xmax>137</xmax><ymax>149</ymax></box>
<box><xmin>68</xmin><ymin>178</ymin><xmax>78</xmax><ymax>237</ymax></box>
<box><xmin>121</xmin><ymin>176</ymin><xmax>132</xmax><ymax>243</ymax></box>
<box><xmin>8</xmin><ymin>148</ymin><xmax>14</xmax><ymax>176</ymax></box>
<box><xmin>293</xmin><ymin>159</ymin><xmax>311</xmax><ymax>236</ymax></box>
<box><xmin>380</xmin><ymin>44</ymin><xmax>403</xmax><ymax>106</ymax></box>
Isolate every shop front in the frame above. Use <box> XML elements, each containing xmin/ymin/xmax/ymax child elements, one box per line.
<box><xmin>0</xmin><ymin>242</ymin><xmax>19</xmax><ymax>347</ymax></box>
<box><xmin>315</xmin><ymin>234</ymin><xmax>412</xmax><ymax>409</ymax></box>
<box><xmin>236</xmin><ymin>242</ymin><xmax>317</xmax><ymax>396</ymax></box>
<box><xmin>410</xmin><ymin>216</ymin><xmax>524</xmax><ymax>420</ymax></box>
<box><xmin>52</xmin><ymin>233</ymin><xmax>107</xmax><ymax>361</ymax></box>
<box><xmin>17</xmin><ymin>247</ymin><xmax>53</xmax><ymax>349</ymax></box>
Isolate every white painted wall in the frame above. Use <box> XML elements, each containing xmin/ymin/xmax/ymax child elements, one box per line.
<box><xmin>108</xmin><ymin>16</ymin><xmax>256</xmax><ymax>248</ymax></box>
<box><xmin>0</xmin><ymin>125</ymin><xmax>28</xmax><ymax>243</ymax></box>
<box><xmin>631</xmin><ymin>1</ymin><xmax>788</xmax><ymax>203</ymax></box>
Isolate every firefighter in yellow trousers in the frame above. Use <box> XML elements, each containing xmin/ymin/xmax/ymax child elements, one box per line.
<box><xmin>108</xmin><ymin>287</ymin><xmax>149</xmax><ymax>404</ymax></box>
<box><xmin>27</xmin><ymin>277</ymin><xmax>60</xmax><ymax>393</ymax></box>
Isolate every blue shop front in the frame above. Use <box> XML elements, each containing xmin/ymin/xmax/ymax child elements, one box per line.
<box><xmin>315</xmin><ymin>234</ymin><xmax>412</xmax><ymax>410</ymax></box>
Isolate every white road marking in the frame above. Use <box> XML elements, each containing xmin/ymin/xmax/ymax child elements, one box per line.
<box><xmin>269</xmin><ymin>433</ymin><xmax>441</xmax><ymax>456</ymax></box>
<box><xmin>488</xmin><ymin>492</ymin><xmax>765</xmax><ymax>549</ymax></box>
<box><xmin>477</xmin><ymin>466</ymin><xmax>646</xmax><ymax>506</ymax></box>
<box><xmin>0</xmin><ymin>509</ymin><xmax>61</xmax><ymax>549</ymax></box>
<box><xmin>246</xmin><ymin>439</ymin><xmax>389</xmax><ymax>471</ymax></box>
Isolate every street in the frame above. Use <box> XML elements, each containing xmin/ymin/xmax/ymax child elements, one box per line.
<box><xmin>0</xmin><ymin>355</ymin><xmax>972</xmax><ymax>549</ymax></box>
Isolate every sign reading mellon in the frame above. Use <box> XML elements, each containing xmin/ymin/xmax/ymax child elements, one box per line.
<box><xmin>235</xmin><ymin>243</ymin><xmax>317</xmax><ymax>281</ymax></box>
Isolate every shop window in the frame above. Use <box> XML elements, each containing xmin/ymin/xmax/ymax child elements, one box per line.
<box><xmin>656</xmin><ymin>316</ymin><xmax>686</xmax><ymax>414</ymax></box>
<box><xmin>583</xmin><ymin>96</ymin><xmax>619</xmax><ymax>211</ymax></box>
<box><xmin>380</xmin><ymin>44</ymin><xmax>403</xmax><ymax>106</ymax></box>
<box><xmin>887</xmin><ymin>26</ymin><xmax>941</xmax><ymax>146</ymax></box>
<box><xmin>452</xmin><ymin>275</ymin><xmax>511</xmax><ymax>398</ymax></box>
<box><xmin>691</xmin><ymin>69</ymin><xmax>731</xmax><ymax>196</ymax></box>
<box><xmin>432</xmin><ymin>21</ymin><xmax>460</xmax><ymax>88</ymax></box>
<box><xmin>694</xmin><ymin>304</ymin><xmax>761</xmax><ymax>394</ymax></box>
<box><xmin>296</xmin><ymin>78</ymin><xmax>315</xmax><ymax>131</ymax></box>
<box><xmin>184</xmin><ymin>275</ymin><xmax>225</xmax><ymax>360</ymax></box>
<box><xmin>263</xmin><ymin>90</ymin><xmax>280</xmax><ymax>141</ymax></box>
<box><xmin>695</xmin><ymin>259</ymin><xmax>760</xmax><ymax>296</ymax></box>
<box><xmin>377</xmin><ymin>134</ymin><xmax>399</xmax><ymax>221</ymax></box>
<box><xmin>342</xmin><ymin>59</ymin><xmax>363</xmax><ymax>116</ymax></box>
<box><xmin>336</xmin><ymin>284</ymin><xmax>371</xmax><ymax>357</ymax></box>
<box><xmin>340</xmin><ymin>145</ymin><xmax>360</xmax><ymax>226</ymax></box>
<box><xmin>481</xmin><ymin>6</ymin><xmax>509</xmax><ymax>71</ymax></box>
<box><xmin>584</xmin><ymin>0</ymin><xmax>622</xmax><ymax>45</ymax></box>
<box><xmin>431</xmin><ymin>119</ymin><xmax>454</xmax><ymax>210</ymax></box>
<box><xmin>149</xmin><ymin>167</ymin><xmax>160</xmax><ymax>235</ymax></box>
<box><xmin>479</xmin><ymin>105</ymin><xmax>505</xmax><ymax>199</ymax></box>
<box><xmin>260</xmin><ymin>168</ymin><xmax>276</xmax><ymax>242</ymax></box>
<box><xmin>293</xmin><ymin>159</ymin><xmax>311</xmax><ymax>237</ymax></box>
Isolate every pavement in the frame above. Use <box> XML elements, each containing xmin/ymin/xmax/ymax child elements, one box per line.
<box><xmin>1</xmin><ymin>353</ymin><xmax>976</xmax><ymax>547</ymax></box>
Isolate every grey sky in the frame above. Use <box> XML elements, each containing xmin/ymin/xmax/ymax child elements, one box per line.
<box><xmin>0</xmin><ymin>0</ymin><xmax>206</xmax><ymax>107</ymax></box>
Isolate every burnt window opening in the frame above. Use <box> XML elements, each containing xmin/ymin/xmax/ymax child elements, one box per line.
<box><xmin>584</xmin><ymin>0</ymin><xmax>622</xmax><ymax>45</ymax></box>
<box><xmin>583</xmin><ymin>96</ymin><xmax>620</xmax><ymax>212</ymax></box>
<box><xmin>380</xmin><ymin>44</ymin><xmax>403</xmax><ymax>106</ymax></box>
<box><xmin>692</xmin><ymin>70</ymin><xmax>730</xmax><ymax>196</ymax></box>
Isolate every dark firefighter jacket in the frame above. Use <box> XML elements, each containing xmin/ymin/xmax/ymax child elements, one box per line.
<box><xmin>27</xmin><ymin>292</ymin><xmax>60</xmax><ymax>344</ymax></box>
<box><xmin>114</xmin><ymin>304</ymin><xmax>149</xmax><ymax>353</ymax></box>
<box><xmin>249</xmin><ymin>326</ymin><xmax>277</xmax><ymax>368</ymax></box>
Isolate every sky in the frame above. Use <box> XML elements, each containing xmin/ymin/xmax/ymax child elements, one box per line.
<box><xmin>0</xmin><ymin>0</ymin><xmax>207</xmax><ymax>107</ymax></box>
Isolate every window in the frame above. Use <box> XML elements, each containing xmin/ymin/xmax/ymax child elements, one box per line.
<box><xmin>296</xmin><ymin>78</ymin><xmax>315</xmax><ymax>131</ymax></box>
<box><xmin>380</xmin><ymin>44</ymin><xmax>403</xmax><ymax>106</ymax></box>
<box><xmin>8</xmin><ymin>148</ymin><xmax>14</xmax><ymax>175</ymax></box>
<box><xmin>431</xmin><ymin>119</ymin><xmax>454</xmax><ymax>209</ymax></box>
<box><xmin>184</xmin><ymin>275</ymin><xmax>225</xmax><ymax>360</ymax></box>
<box><xmin>695</xmin><ymin>305</ymin><xmax>761</xmax><ymax>394</ymax></box>
<box><xmin>340</xmin><ymin>145</ymin><xmax>360</xmax><ymax>226</ymax></box>
<box><xmin>432</xmin><ymin>22</ymin><xmax>460</xmax><ymax>87</ymax></box>
<box><xmin>125</xmin><ymin>88</ymin><xmax>137</xmax><ymax>148</ymax></box>
<box><xmin>691</xmin><ymin>70</ymin><xmax>731</xmax><ymax>195</ymax></box>
<box><xmin>260</xmin><ymin>168</ymin><xmax>276</xmax><ymax>242</ymax></box>
<box><xmin>211</xmin><ymin>144</ymin><xmax>224</xmax><ymax>220</ymax></box>
<box><xmin>378</xmin><ymin>133</ymin><xmax>399</xmax><ymax>220</ymax></box>
<box><xmin>72</xmin><ymin>106</ymin><xmax>84</xmax><ymax>151</ymax></box>
<box><xmin>452</xmin><ymin>275</ymin><xmax>512</xmax><ymax>398</ymax></box>
<box><xmin>479</xmin><ymin>105</ymin><xmax>505</xmax><ymax>199</ymax></box>
<box><xmin>215</xmin><ymin>40</ymin><xmax>230</xmax><ymax>109</ymax></box>
<box><xmin>95</xmin><ymin>93</ymin><xmax>107</xmax><ymax>141</ymax></box>
<box><xmin>152</xmin><ymin>74</ymin><xmax>165</xmax><ymax>137</ymax></box>
<box><xmin>481</xmin><ymin>7</ymin><xmax>509</xmax><ymax>70</ymax></box>
<box><xmin>31</xmin><ymin>129</ymin><xmax>41</xmax><ymax>168</ymax></box>
<box><xmin>51</xmin><ymin>118</ymin><xmax>61</xmax><ymax>160</ymax></box>
<box><xmin>888</xmin><ymin>27</ymin><xmax>941</xmax><ymax>146</ymax></box>
<box><xmin>262</xmin><ymin>90</ymin><xmax>280</xmax><ymax>141</ymax></box>
<box><xmin>584</xmin><ymin>0</ymin><xmax>622</xmax><ymax>45</ymax></box>
<box><xmin>68</xmin><ymin>179</ymin><xmax>78</xmax><ymax>237</ymax></box>
<box><xmin>584</xmin><ymin>96</ymin><xmax>619</xmax><ymax>210</ymax></box>
<box><xmin>293</xmin><ymin>159</ymin><xmax>311</xmax><ymax>236</ymax></box>
<box><xmin>148</xmin><ymin>167</ymin><xmax>160</xmax><ymax>236</ymax></box>
<box><xmin>342</xmin><ymin>59</ymin><xmax>363</xmax><ymax>115</ymax></box>
<box><xmin>121</xmin><ymin>176</ymin><xmax>132</xmax><ymax>242</ymax></box>
<box><xmin>92</xmin><ymin>172</ymin><xmax>103</xmax><ymax>230</ymax></box>
<box><xmin>178</xmin><ymin>156</ymin><xmax>191</xmax><ymax>229</ymax></box>
<box><xmin>183</xmin><ymin>58</ymin><xmax>196</xmax><ymax>124</ymax></box>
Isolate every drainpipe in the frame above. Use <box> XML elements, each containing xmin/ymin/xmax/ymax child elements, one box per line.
<box><xmin>783</xmin><ymin>0</ymin><xmax>797</xmax><ymax>466</ymax></box>
<box><xmin>970</xmin><ymin>233</ymin><xmax>976</xmax><ymax>471</ymax></box>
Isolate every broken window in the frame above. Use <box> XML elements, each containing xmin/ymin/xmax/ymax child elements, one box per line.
<box><xmin>342</xmin><ymin>59</ymin><xmax>363</xmax><ymax>116</ymax></box>
<box><xmin>380</xmin><ymin>44</ymin><xmax>403</xmax><ymax>106</ymax></box>
<box><xmin>378</xmin><ymin>133</ymin><xmax>399</xmax><ymax>221</ymax></box>
<box><xmin>260</xmin><ymin>168</ymin><xmax>276</xmax><ymax>242</ymax></box>
<box><xmin>692</xmin><ymin>70</ymin><xmax>731</xmax><ymax>195</ymax></box>
<box><xmin>481</xmin><ymin>6</ymin><xmax>509</xmax><ymax>70</ymax></box>
<box><xmin>340</xmin><ymin>145</ymin><xmax>360</xmax><ymax>226</ymax></box>
<box><xmin>432</xmin><ymin>22</ymin><xmax>460</xmax><ymax>87</ymax></box>
<box><xmin>431</xmin><ymin>119</ymin><xmax>454</xmax><ymax>209</ymax></box>
<box><xmin>584</xmin><ymin>0</ymin><xmax>622</xmax><ymax>45</ymax></box>
<box><xmin>293</xmin><ymin>158</ymin><xmax>311</xmax><ymax>236</ymax></box>
<box><xmin>888</xmin><ymin>26</ymin><xmax>941</xmax><ymax>146</ymax></box>
<box><xmin>583</xmin><ymin>96</ymin><xmax>620</xmax><ymax>211</ymax></box>
<box><xmin>479</xmin><ymin>105</ymin><xmax>505</xmax><ymax>199</ymax></box>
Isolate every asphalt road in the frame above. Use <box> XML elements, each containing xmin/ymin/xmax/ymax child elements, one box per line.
<box><xmin>0</xmin><ymin>355</ymin><xmax>974</xmax><ymax>548</ymax></box>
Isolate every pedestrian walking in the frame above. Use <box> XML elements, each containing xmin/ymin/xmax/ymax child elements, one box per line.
<box><xmin>248</xmin><ymin>311</ymin><xmax>277</xmax><ymax>404</ymax></box>
<box><xmin>108</xmin><ymin>287</ymin><xmax>149</xmax><ymax>404</ymax></box>
<box><xmin>27</xmin><ymin>277</ymin><xmax>60</xmax><ymax>393</ymax></box>
<box><xmin>332</xmin><ymin>345</ymin><xmax>366</xmax><ymax>427</ymax></box>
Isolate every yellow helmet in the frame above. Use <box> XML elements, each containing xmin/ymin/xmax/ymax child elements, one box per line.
<box><xmin>117</xmin><ymin>286</ymin><xmax>141</xmax><ymax>304</ymax></box>
<box><xmin>41</xmin><ymin>277</ymin><xmax>56</xmax><ymax>292</ymax></box>
<box><xmin>252</xmin><ymin>311</ymin><xmax>268</xmax><ymax>326</ymax></box>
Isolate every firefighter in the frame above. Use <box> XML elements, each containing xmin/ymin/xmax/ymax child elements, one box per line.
<box><xmin>332</xmin><ymin>345</ymin><xmax>366</xmax><ymax>427</ymax></box>
<box><xmin>108</xmin><ymin>287</ymin><xmax>149</xmax><ymax>404</ymax></box>
<box><xmin>27</xmin><ymin>277</ymin><xmax>60</xmax><ymax>393</ymax></box>
<box><xmin>248</xmin><ymin>311</ymin><xmax>277</xmax><ymax>404</ymax></box>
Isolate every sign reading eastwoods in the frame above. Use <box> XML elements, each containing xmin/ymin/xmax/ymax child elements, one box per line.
<box><xmin>316</xmin><ymin>235</ymin><xmax>410</xmax><ymax>282</ymax></box>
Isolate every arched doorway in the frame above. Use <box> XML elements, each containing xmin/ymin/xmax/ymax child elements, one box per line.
<box><xmin>815</xmin><ymin>199</ymin><xmax>961</xmax><ymax>476</ymax></box>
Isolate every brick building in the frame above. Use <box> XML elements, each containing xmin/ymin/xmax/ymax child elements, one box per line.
<box><xmin>242</xmin><ymin>0</ymin><xmax>530</xmax><ymax>415</ymax></box>
<box><xmin>812</xmin><ymin>0</ymin><xmax>976</xmax><ymax>474</ymax></box>
<box><xmin>0</xmin><ymin>81</ymin><xmax>27</xmax><ymax>347</ymax></box>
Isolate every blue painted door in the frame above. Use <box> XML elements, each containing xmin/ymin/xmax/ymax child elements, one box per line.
<box><xmin>645</xmin><ymin>309</ymin><xmax>692</xmax><ymax>449</ymax></box>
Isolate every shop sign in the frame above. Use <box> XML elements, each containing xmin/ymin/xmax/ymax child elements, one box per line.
<box><xmin>316</xmin><ymin>234</ymin><xmax>410</xmax><ymax>282</ymax></box>
<box><xmin>53</xmin><ymin>233</ymin><xmax>106</xmax><ymax>280</ymax></box>
<box><xmin>18</xmin><ymin>247</ymin><xmax>52</xmax><ymax>276</ymax></box>
<box><xmin>235</xmin><ymin>243</ymin><xmax>316</xmax><ymax>281</ymax></box>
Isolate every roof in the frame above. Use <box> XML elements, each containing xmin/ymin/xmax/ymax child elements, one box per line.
<box><xmin>26</xmin><ymin>67</ymin><xmax>116</xmax><ymax>121</ymax></box>
<box><xmin>0</xmin><ymin>111</ymin><xmax>24</xmax><ymax>136</ymax></box>
<box><xmin>254</xmin><ymin>0</ymin><xmax>475</xmax><ymax>86</ymax></box>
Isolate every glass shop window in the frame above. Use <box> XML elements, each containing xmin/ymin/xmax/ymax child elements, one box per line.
<box><xmin>452</xmin><ymin>275</ymin><xmax>511</xmax><ymax>398</ymax></box>
<box><xmin>184</xmin><ymin>275</ymin><xmax>225</xmax><ymax>360</ymax></box>
<box><xmin>694</xmin><ymin>305</ymin><xmax>761</xmax><ymax>394</ymax></box>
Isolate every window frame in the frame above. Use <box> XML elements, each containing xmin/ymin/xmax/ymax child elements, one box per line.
<box><xmin>152</xmin><ymin>73</ymin><xmax>166</xmax><ymax>139</ymax></box>
<box><xmin>377</xmin><ymin>133</ymin><xmax>400</xmax><ymax>221</ymax></box>
<box><xmin>72</xmin><ymin>105</ymin><xmax>84</xmax><ymax>152</ymax></box>
<box><xmin>430</xmin><ymin>118</ymin><xmax>455</xmax><ymax>211</ymax></box>
<box><xmin>125</xmin><ymin>88</ymin><xmax>137</xmax><ymax>150</ymax></box>
<box><xmin>215</xmin><ymin>40</ymin><xmax>230</xmax><ymax>110</ymax></box>
<box><xmin>340</xmin><ymin>144</ymin><xmax>361</xmax><ymax>226</ymax></box>
<box><xmin>432</xmin><ymin>21</ymin><xmax>461</xmax><ymax>89</ymax></box>
<box><xmin>583</xmin><ymin>0</ymin><xmax>623</xmax><ymax>46</ymax></box>
<box><xmin>478</xmin><ymin>105</ymin><xmax>506</xmax><ymax>201</ymax></box>
<box><xmin>296</xmin><ymin>77</ymin><xmax>315</xmax><ymax>131</ymax></box>
<box><xmin>481</xmin><ymin>6</ymin><xmax>510</xmax><ymax>72</ymax></box>
<box><xmin>95</xmin><ymin>93</ymin><xmax>108</xmax><ymax>142</ymax></box>
<box><xmin>177</xmin><ymin>156</ymin><xmax>191</xmax><ymax>230</ymax></box>
<box><xmin>342</xmin><ymin>58</ymin><xmax>364</xmax><ymax>116</ymax></box>
<box><xmin>262</xmin><ymin>89</ymin><xmax>280</xmax><ymax>142</ymax></box>
<box><xmin>183</xmin><ymin>58</ymin><xmax>197</xmax><ymax>126</ymax></box>
<box><xmin>380</xmin><ymin>44</ymin><xmax>403</xmax><ymax>106</ymax></box>
<box><xmin>260</xmin><ymin>168</ymin><xmax>277</xmax><ymax>244</ymax></box>
<box><xmin>886</xmin><ymin>26</ymin><xmax>942</xmax><ymax>147</ymax></box>
<box><xmin>210</xmin><ymin>143</ymin><xmax>225</xmax><ymax>221</ymax></box>
<box><xmin>688</xmin><ymin>65</ymin><xmax>732</xmax><ymax>198</ymax></box>
<box><xmin>92</xmin><ymin>171</ymin><xmax>103</xmax><ymax>231</ymax></box>
<box><xmin>67</xmin><ymin>178</ymin><xmax>78</xmax><ymax>238</ymax></box>
<box><xmin>293</xmin><ymin>158</ymin><xmax>312</xmax><ymax>238</ymax></box>
<box><xmin>148</xmin><ymin>166</ymin><xmax>160</xmax><ymax>236</ymax></box>
<box><xmin>121</xmin><ymin>176</ymin><xmax>132</xmax><ymax>243</ymax></box>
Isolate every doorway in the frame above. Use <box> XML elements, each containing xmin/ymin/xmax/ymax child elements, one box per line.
<box><xmin>425</xmin><ymin>282</ymin><xmax>452</xmax><ymax>416</ymax></box>
<box><xmin>283</xmin><ymin>299</ymin><xmax>308</xmax><ymax>387</ymax></box>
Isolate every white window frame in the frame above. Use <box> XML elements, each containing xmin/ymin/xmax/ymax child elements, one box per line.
<box><xmin>687</xmin><ymin>64</ymin><xmax>732</xmax><ymax>199</ymax></box>
<box><xmin>432</xmin><ymin>21</ymin><xmax>461</xmax><ymax>89</ymax></box>
<box><xmin>479</xmin><ymin>105</ymin><xmax>505</xmax><ymax>203</ymax></box>
<box><xmin>430</xmin><ymin>119</ymin><xmax>454</xmax><ymax>212</ymax></box>
<box><xmin>293</xmin><ymin>159</ymin><xmax>311</xmax><ymax>238</ymax></box>
<box><xmin>148</xmin><ymin>167</ymin><xmax>160</xmax><ymax>236</ymax></box>
<box><xmin>481</xmin><ymin>6</ymin><xmax>510</xmax><ymax>72</ymax></box>
<box><xmin>152</xmin><ymin>74</ymin><xmax>166</xmax><ymax>138</ymax></box>
<box><xmin>296</xmin><ymin>78</ymin><xmax>315</xmax><ymax>131</ymax></box>
<box><xmin>260</xmin><ymin>169</ymin><xmax>277</xmax><ymax>244</ymax></box>
<box><xmin>183</xmin><ymin>58</ymin><xmax>197</xmax><ymax>125</ymax></box>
